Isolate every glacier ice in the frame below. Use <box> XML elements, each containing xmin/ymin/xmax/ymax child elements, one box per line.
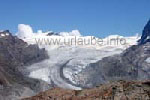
<box><xmin>17</xmin><ymin>25</ymin><xmax>140</xmax><ymax>90</ymax></box>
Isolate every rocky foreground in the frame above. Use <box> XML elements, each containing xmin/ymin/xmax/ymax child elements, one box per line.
<box><xmin>23</xmin><ymin>80</ymin><xmax>150</xmax><ymax>100</ymax></box>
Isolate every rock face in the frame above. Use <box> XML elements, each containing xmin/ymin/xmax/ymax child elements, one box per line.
<box><xmin>138</xmin><ymin>19</ymin><xmax>150</xmax><ymax>44</ymax></box>
<box><xmin>23</xmin><ymin>80</ymin><xmax>150</xmax><ymax>100</ymax></box>
<box><xmin>0</xmin><ymin>30</ymin><xmax>50</xmax><ymax>100</ymax></box>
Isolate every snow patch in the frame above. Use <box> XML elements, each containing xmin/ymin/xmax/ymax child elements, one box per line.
<box><xmin>146</xmin><ymin>57</ymin><xmax>150</xmax><ymax>63</ymax></box>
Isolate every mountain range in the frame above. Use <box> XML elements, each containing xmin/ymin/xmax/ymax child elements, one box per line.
<box><xmin>0</xmin><ymin>20</ymin><xmax>150</xmax><ymax>100</ymax></box>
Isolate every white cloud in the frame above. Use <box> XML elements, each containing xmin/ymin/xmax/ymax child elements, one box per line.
<box><xmin>17</xmin><ymin>24</ymin><xmax>34</xmax><ymax>39</ymax></box>
<box><xmin>37</xmin><ymin>30</ymin><xmax>43</xmax><ymax>33</ymax></box>
<box><xmin>16</xmin><ymin>24</ymin><xmax>81</xmax><ymax>39</ymax></box>
<box><xmin>59</xmin><ymin>30</ymin><xmax>81</xmax><ymax>36</ymax></box>
<box><xmin>70</xmin><ymin>30</ymin><xmax>81</xmax><ymax>36</ymax></box>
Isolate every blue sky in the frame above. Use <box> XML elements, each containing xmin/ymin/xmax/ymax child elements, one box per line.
<box><xmin>0</xmin><ymin>0</ymin><xmax>150</xmax><ymax>37</ymax></box>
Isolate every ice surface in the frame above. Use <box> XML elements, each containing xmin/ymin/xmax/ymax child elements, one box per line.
<box><xmin>19</xmin><ymin>28</ymin><xmax>139</xmax><ymax>90</ymax></box>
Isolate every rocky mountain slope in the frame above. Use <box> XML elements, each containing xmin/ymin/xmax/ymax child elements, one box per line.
<box><xmin>23</xmin><ymin>80</ymin><xmax>150</xmax><ymax>100</ymax></box>
<box><xmin>0</xmin><ymin>30</ymin><xmax>50</xmax><ymax>100</ymax></box>
<box><xmin>138</xmin><ymin>19</ymin><xmax>150</xmax><ymax>44</ymax></box>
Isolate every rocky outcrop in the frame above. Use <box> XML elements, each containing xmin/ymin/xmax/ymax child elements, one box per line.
<box><xmin>47</xmin><ymin>32</ymin><xmax>59</xmax><ymax>36</ymax></box>
<box><xmin>0</xmin><ymin>30</ymin><xmax>50</xmax><ymax>100</ymax></box>
<box><xmin>138</xmin><ymin>19</ymin><xmax>150</xmax><ymax>44</ymax></box>
<box><xmin>23</xmin><ymin>80</ymin><xmax>150</xmax><ymax>100</ymax></box>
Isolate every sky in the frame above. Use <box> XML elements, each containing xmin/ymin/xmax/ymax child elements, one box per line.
<box><xmin>0</xmin><ymin>0</ymin><xmax>150</xmax><ymax>37</ymax></box>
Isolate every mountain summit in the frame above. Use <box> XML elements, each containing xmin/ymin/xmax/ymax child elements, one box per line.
<box><xmin>138</xmin><ymin>19</ymin><xmax>150</xmax><ymax>44</ymax></box>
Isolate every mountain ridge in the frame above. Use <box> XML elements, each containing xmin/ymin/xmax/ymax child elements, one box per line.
<box><xmin>0</xmin><ymin>30</ymin><xmax>50</xmax><ymax>100</ymax></box>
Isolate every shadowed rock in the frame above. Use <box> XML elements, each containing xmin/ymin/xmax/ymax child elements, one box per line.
<box><xmin>0</xmin><ymin>30</ymin><xmax>50</xmax><ymax>100</ymax></box>
<box><xmin>138</xmin><ymin>19</ymin><xmax>150</xmax><ymax>44</ymax></box>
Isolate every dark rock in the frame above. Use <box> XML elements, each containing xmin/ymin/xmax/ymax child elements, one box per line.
<box><xmin>0</xmin><ymin>30</ymin><xmax>50</xmax><ymax>99</ymax></box>
<box><xmin>138</xmin><ymin>19</ymin><xmax>150</xmax><ymax>44</ymax></box>
<box><xmin>47</xmin><ymin>32</ymin><xmax>59</xmax><ymax>36</ymax></box>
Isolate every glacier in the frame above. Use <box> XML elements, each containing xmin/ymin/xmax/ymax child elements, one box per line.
<box><xmin>17</xmin><ymin>24</ymin><xmax>140</xmax><ymax>90</ymax></box>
